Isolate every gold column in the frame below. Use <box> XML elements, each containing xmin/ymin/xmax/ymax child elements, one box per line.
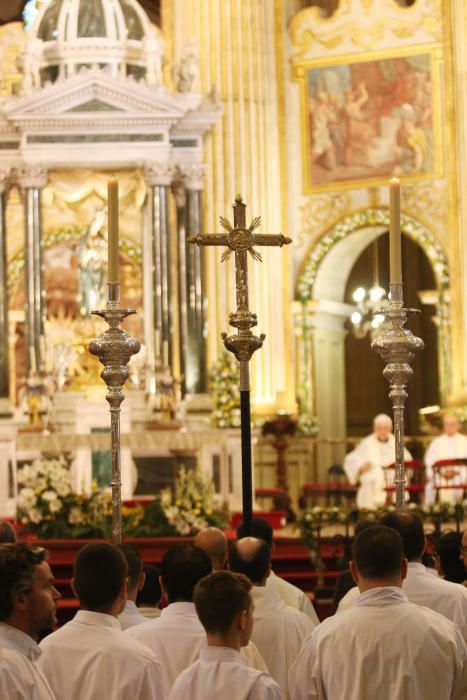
<box><xmin>172</xmin><ymin>0</ymin><xmax>294</xmax><ymax>414</ymax></box>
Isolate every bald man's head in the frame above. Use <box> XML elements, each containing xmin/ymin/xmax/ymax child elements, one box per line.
<box><xmin>194</xmin><ymin>528</ymin><xmax>228</xmax><ymax>571</ymax></box>
<box><xmin>228</xmin><ymin>537</ymin><xmax>271</xmax><ymax>585</ymax></box>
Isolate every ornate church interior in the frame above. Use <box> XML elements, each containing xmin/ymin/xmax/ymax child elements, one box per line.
<box><xmin>1</xmin><ymin>0</ymin><xmax>467</xmax><ymax>660</ymax></box>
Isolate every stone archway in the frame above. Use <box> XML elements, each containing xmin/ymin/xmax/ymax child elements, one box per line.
<box><xmin>296</xmin><ymin>208</ymin><xmax>450</xmax><ymax>445</ymax></box>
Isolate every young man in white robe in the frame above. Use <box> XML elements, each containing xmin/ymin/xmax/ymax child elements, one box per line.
<box><xmin>229</xmin><ymin>537</ymin><xmax>316</xmax><ymax>699</ymax></box>
<box><xmin>126</xmin><ymin>543</ymin><xmax>268</xmax><ymax>691</ymax></box>
<box><xmin>237</xmin><ymin>517</ymin><xmax>319</xmax><ymax>624</ymax></box>
<box><xmin>0</xmin><ymin>543</ymin><xmax>60</xmax><ymax>700</ymax></box>
<box><xmin>289</xmin><ymin>525</ymin><xmax>467</xmax><ymax>700</ymax></box>
<box><xmin>337</xmin><ymin>510</ymin><xmax>467</xmax><ymax>640</ymax></box>
<box><xmin>117</xmin><ymin>543</ymin><xmax>148</xmax><ymax>630</ymax></box>
<box><xmin>38</xmin><ymin>542</ymin><xmax>167</xmax><ymax>700</ymax></box>
<box><xmin>343</xmin><ymin>413</ymin><xmax>412</xmax><ymax>508</ymax></box>
<box><xmin>169</xmin><ymin>570</ymin><xmax>282</xmax><ymax>700</ymax></box>
<box><xmin>425</xmin><ymin>414</ymin><xmax>467</xmax><ymax>504</ymax></box>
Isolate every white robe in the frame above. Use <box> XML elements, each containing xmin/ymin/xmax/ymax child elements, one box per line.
<box><xmin>125</xmin><ymin>602</ymin><xmax>269</xmax><ymax>690</ymax></box>
<box><xmin>425</xmin><ymin>433</ymin><xmax>467</xmax><ymax>504</ymax></box>
<box><xmin>118</xmin><ymin>599</ymin><xmax>149</xmax><ymax>630</ymax></box>
<box><xmin>38</xmin><ymin>610</ymin><xmax>167</xmax><ymax>700</ymax></box>
<box><xmin>337</xmin><ymin>563</ymin><xmax>467</xmax><ymax>642</ymax></box>
<box><xmin>267</xmin><ymin>571</ymin><xmax>319</xmax><ymax>625</ymax></box>
<box><xmin>250</xmin><ymin>585</ymin><xmax>317</xmax><ymax>699</ymax></box>
<box><xmin>168</xmin><ymin>646</ymin><xmax>282</xmax><ymax>700</ymax></box>
<box><xmin>0</xmin><ymin>623</ymin><xmax>56</xmax><ymax>700</ymax></box>
<box><xmin>290</xmin><ymin>586</ymin><xmax>467</xmax><ymax>700</ymax></box>
<box><xmin>343</xmin><ymin>433</ymin><xmax>412</xmax><ymax>508</ymax></box>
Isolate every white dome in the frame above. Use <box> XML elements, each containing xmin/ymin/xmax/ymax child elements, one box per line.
<box><xmin>21</xmin><ymin>0</ymin><xmax>163</xmax><ymax>89</ymax></box>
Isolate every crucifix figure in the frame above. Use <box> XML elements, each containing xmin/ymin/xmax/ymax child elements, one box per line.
<box><xmin>188</xmin><ymin>194</ymin><xmax>291</xmax><ymax>534</ymax></box>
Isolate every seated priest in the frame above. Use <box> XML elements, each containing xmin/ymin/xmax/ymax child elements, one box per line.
<box><xmin>343</xmin><ymin>413</ymin><xmax>412</xmax><ymax>508</ymax></box>
<box><xmin>169</xmin><ymin>571</ymin><xmax>282</xmax><ymax>700</ymax></box>
<box><xmin>289</xmin><ymin>526</ymin><xmax>467</xmax><ymax>700</ymax></box>
<box><xmin>425</xmin><ymin>414</ymin><xmax>467</xmax><ymax>504</ymax></box>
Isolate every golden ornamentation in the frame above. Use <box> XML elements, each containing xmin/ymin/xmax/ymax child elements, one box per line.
<box><xmin>289</xmin><ymin>0</ymin><xmax>442</xmax><ymax>57</ymax></box>
<box><xmin>297</xmin><ymin>192</ymin><xmax>352</xmax><ymax>249</ymax></box>
<box><xmin>0</xmin><ymin>22</ymin><xmax>27</xmax><ymax>96</ymax></box>
<box><xmin>400</xmin><ymin>180</ymin><xmax>447</xmax><ymax>230</ymax></box>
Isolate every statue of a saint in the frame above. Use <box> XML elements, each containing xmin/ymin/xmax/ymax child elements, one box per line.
<box><xmin>77</xmin><ymin>209</ymin><xmax>107</xmax><ymax>315</ymax></box>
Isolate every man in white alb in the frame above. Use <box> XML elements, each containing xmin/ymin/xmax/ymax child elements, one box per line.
<box><xmin>337</xmin><ymin>511</ymin><xmax>467</xmax><ymax>640</ymax></box>
<box><xmin>169</xmin><ymin>570</ymin><xmax>282</xmax><ymax>700</ymax></box>
<box><xmin>194</xmin><ymin>527</ymin><xmax>228</xmax><ymax>571</ymax></box>
<box><xmin>237</xmin><ymin>517</ymin><xmax>319</xmax><ymax>624</ymax></box>
<box><xmin>343</xmin><ymin>413</ymin><xmax>412</xmax><ymax>508</ymax></box>
<box><xmin>38</xmin><ymin>542</ymin><xmax>167</xmax><ymax>700</ymax></box>
<box><xmin>126</xmin><ymin>543</ymin><xmax>267</xmax><ymax>690</ymax></box>
<box><xmin>290</xmin><ymin>525</ymin><xmax>467</xmax><ymax>700</ymax></box>
<box><xmin>425</xmin><ymin>414</ymin><xmax>467</xmax><ymax>504</ymax></box>
<box><xmin>117</xmin><ymin>543</ymin><xmax>148</xmax><ymax>629</ymax></box>
<box><xmin>229</xmin><ymin>537</ymin><xmax>316</xmax><ymax>698</ymax></box>
<box><xmin>0</xmin><ymin>543</ymin><xmax>60</xmax><ymax>700</ymax></box>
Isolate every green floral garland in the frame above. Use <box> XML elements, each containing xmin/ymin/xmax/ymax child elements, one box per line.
<box><xmin>209</xmin><ymin>350</ymin><xmax>241</xmax><ymax>429</ymax></box>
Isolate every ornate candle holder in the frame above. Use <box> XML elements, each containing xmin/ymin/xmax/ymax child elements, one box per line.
<box><xmin>89</xmin><ymin>282</ymin><xmax>141</xmax><ymax>543</ymax></box>
<box><xmin>371</xmin><ymin>283</ymin><xmax>424</xmax><ymax>508</ymax></box>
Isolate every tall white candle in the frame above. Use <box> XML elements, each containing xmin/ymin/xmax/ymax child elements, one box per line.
<box><xmin>389</xmin><ymin>177</ymin><xmax>402</xmax><ymax>285</ymax></box>
<box><xmin>108</xmin><ymin>178</ymin><xmax>119</xmax><ymax>284</ymax></box>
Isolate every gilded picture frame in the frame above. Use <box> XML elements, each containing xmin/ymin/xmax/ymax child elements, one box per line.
<box><xmin>293</xmin><ymin>44</ymin><xmax>443</xmax><ymax>194</ymax></box>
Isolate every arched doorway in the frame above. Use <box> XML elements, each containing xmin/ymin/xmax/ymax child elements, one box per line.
<box><xmin>296</xmin><ymin>208</ymin><xmax>450</xmax><ymax>445</ymax></box>
<box><xmin>344</xmin><ymin>232</ymin><xmax>439</xmax><ymax>437</ymax></box>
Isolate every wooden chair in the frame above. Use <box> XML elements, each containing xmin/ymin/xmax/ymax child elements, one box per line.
<box><xmin>432</xmin><ymin>458</ymin><xmax>467</xmax><ymax>503</ymax></box>
<box><xmin>383</xmin><ymin>460</ymin><xmax>425</xmax><ymax>504</ymax></box>
<box><xmin>302</xmin><ymin>465</ymin><xmax>357</xmax><ymax>507</ymax></box>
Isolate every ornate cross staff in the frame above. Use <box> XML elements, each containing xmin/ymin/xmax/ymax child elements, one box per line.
<box><xmin>189</xmin><ymin>194</ymin><xmax>291</xmax><ymax>534</ymax></box>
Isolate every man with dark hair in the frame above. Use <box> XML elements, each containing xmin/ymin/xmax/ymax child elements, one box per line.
<box><xmin>229</xmin><ymin>538</ymin><xmax>315</xmax><ymax>697</ymax></box>
<box><xmin>0</xmin><ymin>543</ymin><xmax>59</xmax><ymax>699</ymax></box>
<box><xmin>0</xmin><ymin>519</ymin><xmax>16</xmax><ymax>543</ymax></box>
<box><xmin>169</xmin><ymin>571</ymin><xmax>282</xmax><ymax>700</ymax></box>
<box><xmin>237</xmin><ymin>517</ymin><xmax>318</xmax><ymax>623</ymax></box>
<box><xmin>338</xmin><ymin>511</ymin><xmax>467</xmax><ymax>641</ymax></box>
<box><xmin>136</xmin><ymin>564</ymin><xmax>162</xmax><ymax>619</ymax></box>
<box><xmin>194</xmin><ymin>527</ymin><xmax>228</xmax><ymax>571</ymax></box>
<box><xmin>127</xmin><ymin>543</ymin><xmax>267</xmax><ymax>690</ymax></box>
<box><xmin>117</xmin><ymin>543</ymin><xmax>147</xmax><ymax>629</ymax></box>
<box><xmin>290</xmin><ymin>526</ymin><xmax>467</xmax><ymax>699</ymax></box>
<box><xmin>38</xmin><ymin>542</ymin><xmax>167</xmax><ymax>700</ymax></box>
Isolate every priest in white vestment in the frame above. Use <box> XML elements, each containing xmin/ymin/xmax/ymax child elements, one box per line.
<box><xmin>169</xmin><ymin>570</ymin><xmax>282</xmax><ymax>700</ymax></box>
<box><xmin>343</xmin><ymin>413</ymin><xmax>412</xmax><ymax>508</ymax></box>
<box><xmin>425</xmin><ymin>414</ymin><xmax>467</xmax><ymax>504</ymax></box>
<box><xmin>337</xmin><ymin>510</ymin><xmax>467</xmax><ymax>640</ymax></box>
<box><xmin>229</xmin><ymin>538</ymin><xmax>316</xmax><ymax>698</ymax></box>
<box><xmin>0</xmin><ymin>544</ymin><xmax>60</xmax><ymax>700</ymax></box>
<box><xmin>38</xmin><ymin>543</ymin><xmax>167</xmax><ymax>700</ymax></box>
<box><xmin>289</xmin><ymin>525</ymin><xmax>467</xmax><ymax>700</ymax></box>
<box><xmin>127</xmin><ymin>543</ymin><xmax>268</xmax><ymax>690</ymax></box>
<box><xmin>117</xmin><ymin>544</ymin><xmax>148</xmax><ymax>630</ymax></box>
<box><xmin>237</xmin><ymin>518</ymin><xmax>319</xmax><ymax>624</ymax></box>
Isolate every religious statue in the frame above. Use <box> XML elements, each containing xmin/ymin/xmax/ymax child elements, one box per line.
<box><xmin>77</xmin><ymin>209</ymin><xmax>107</xmax><ymax>316</ymax></box>
<box><xmin>174</xmin><ymin>39</ymin><xmax>200</xmax><ymax>93</ymax></box>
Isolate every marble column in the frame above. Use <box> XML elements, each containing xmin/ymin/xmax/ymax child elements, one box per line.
<box><xmin>18</xmin><ymin>166</ymin><xmax>47</xmax><ymax>375</ymax></box>
<box><xmin>181</xmin><ymin>165</ymin><xmax>207</xmax><ymax>395</ymax></box>
<box><xmin>144</xmin><ymin>164</ymin><xmax>174</xmax><ymax>370</ymax></box>
<box><xmin>172</xmin><ymin>179</ymin><xmax>188</xmax><ymax>393</ymax></box>
<box><xmin>0</xmin><ymin>169</ymin><xmax>11</xmax><ymax>414</ymax></box>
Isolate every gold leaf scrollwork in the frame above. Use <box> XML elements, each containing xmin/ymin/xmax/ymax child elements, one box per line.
<box><xmin>297</xmin><ymin>192</ymin><xmax>352</xmax><ymax>249</ymax></box>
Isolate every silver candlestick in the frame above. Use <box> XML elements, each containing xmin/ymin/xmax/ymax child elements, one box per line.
<box><xmin>372</xmin><ymin>282</ymin><xmax>424</xmax><ymax>508</ymax></box>
<box><xmin>89</xmin><ymin>282</ymin><xmax>141</xmax><ymax>543</ymax></box>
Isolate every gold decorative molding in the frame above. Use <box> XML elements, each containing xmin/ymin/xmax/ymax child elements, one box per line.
<box><xmin>0</xmin><ymin>22</ymin><xmax>27</xmax><ymax>96</ymax></box>
<box><xmin>400</xmin><ymin>180</ymin><xmax>447</xmax><ymax>231</ymax></box>
<box><xmin>289</xmin><ymin>0</ymin><xmax>443</xmax><ymax>58</ymax></box>
<box><xmin>297</xmin><ymin>192</ymin><xmax>352</xmax><ymax>249</ymax></box>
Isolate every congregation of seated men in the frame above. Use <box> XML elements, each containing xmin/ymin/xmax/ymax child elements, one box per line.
<box><xmin>1</xmin><ymin>515</ymin><xmax>467</xmax><ymax>699</ymax></box>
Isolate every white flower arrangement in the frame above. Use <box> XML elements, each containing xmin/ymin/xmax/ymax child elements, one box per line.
<box><xmin>17</xmin><ymin>457</ymin><xmax>73</xmax><ymax>528</ymax></box>
<box><xmin>160</xmin><ymin>467</ymin><xmax>227</xmax><ymax>536</ymax></box>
